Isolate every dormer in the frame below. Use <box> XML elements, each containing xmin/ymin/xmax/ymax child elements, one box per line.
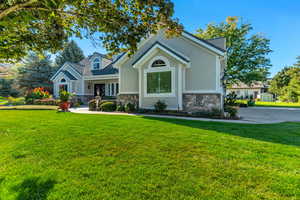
<box><xmin>92</xmin><ymin>57</ymin><xmax>101</xmax><ymax>70</ymax></box>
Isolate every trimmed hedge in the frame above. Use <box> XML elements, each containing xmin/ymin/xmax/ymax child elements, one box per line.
<box><xmin>99</xmin><ymin>102</ymin><xmax>116</xmax><ymax>112</ymax></box>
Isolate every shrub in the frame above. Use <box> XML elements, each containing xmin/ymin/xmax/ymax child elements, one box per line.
<box><xmin>116</xmin><ymin>104</ymin><xmax>125</xmax><ymax>112</ymax></box>
<box><xmin>125</xmin><ymin>102</ymin><xmax>135</xmax><ymax>113</ymax></box>
<box><xmin>154</xmin><ymin>100</ymin><xmax>167</xmax><ymax>112</ymax></box>
<box><xmin>224</xmin><ymin>92</ymin><xmax>237</xmax><ymax>106</ymax></box>
<box><xmin>100</xmin><ymin>102</ymin><xmax>116</xmax><ymax>112</ymax></box>
<box><xmin>25</xmin><ymin>87</ymin><xmax>51</xmax><ymax>104</ymax></box>
<box><xmin>59</xmin><ymin>90</ymin><xmax>73</xmax><ymax>102</ymax></box>
<box><xmin>247</xmin><ymin>99</ymin><xmax>255</xmax><ymax>106</ymax></box>
<box><xmin>88</xmin><ymin>99</ymin><xmax>97</xmax><ymax>111</ymax></box>
<box><xmin>224</xmin><ymin>106</ymin><xmax>238</xmax><ymax>118</ymax></box>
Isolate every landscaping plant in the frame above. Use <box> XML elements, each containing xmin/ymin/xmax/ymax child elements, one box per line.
<box><xmin>100</xmin><ymin>102</ymin><xmax>116</xmax><ymax>112</ymax></box>
<box><xmin>154</xmin><ymin>100</ymin><xmax>167</xmax><ymax>112</ymax></box>
<box><xmin>59</xmin><ymin>90</ymin><xmax>73</xmax><ymax>112</ymax></box>
<box><xmin>125</xmin><ymin>103</ymin><xmax>136</xmax><ymax>113</ymax></box>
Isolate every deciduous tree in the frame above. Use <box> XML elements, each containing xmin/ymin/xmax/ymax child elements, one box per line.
<box><xmin>0</xmin><ymin>0</ymin><xmax>182</xmax><ymax>62</ymax></box>
<box><xmin>196</xmin><ymin>17</ymin><xmax>272</xmax><ymax>85</ymax></box>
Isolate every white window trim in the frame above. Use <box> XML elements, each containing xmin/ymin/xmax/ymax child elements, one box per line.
<box><xmin>144</xmin><ymin>57</ymin><xmax>175</xmax><ymax>98</ymax></box>
<box><xmin>92</xmin><ymin>57</ymin><xmax>101</xmax><ymax>70</ymax></box>
<box><xmin>148</xmin><ymin>56</ymin><xmax>170</xmax><ymax>69</ymax></box>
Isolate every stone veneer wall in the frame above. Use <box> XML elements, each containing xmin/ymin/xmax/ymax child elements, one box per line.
<box><xmin>117</xmin><ymin>94</ymin><xmax>139</xmax><ymax>106</ymax></box>
<box><xmin>183</xmin><ymin>93</ymin><xmax>222</xmax><ymax>112</ymax></box>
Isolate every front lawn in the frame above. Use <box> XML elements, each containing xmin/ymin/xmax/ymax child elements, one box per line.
<box><xmin>0</xmin><ymin>105</ymin><xmax>58</xmax><ymax>110</ymax></box>
<box><xmin>0</xmin><ymin>111</ymin><xmax>299</xmax><ymax>199</ymax></box>
<box><xmin>255</xmin><ymin>101</ymin><xmax>300</xmax><ymax>108</ymax></box>
<box><xmin>236</xmin><ymin>100</ymin><xmax>300</xmax><ymax>108</ymax></box>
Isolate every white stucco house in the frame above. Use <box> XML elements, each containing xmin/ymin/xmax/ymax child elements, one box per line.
<box><xmin>51</xmin><ymin>30</ymin><xmax>226</xmax><ymax>112</ymax></box>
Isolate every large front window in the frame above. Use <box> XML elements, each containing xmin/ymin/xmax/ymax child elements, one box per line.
<box><xmin>147</xmin><ymin>71</ymin><xmax>171</xmax><ymax>94</ymax></box>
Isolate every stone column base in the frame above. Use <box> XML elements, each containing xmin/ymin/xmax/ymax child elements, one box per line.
<box><xmin>183</xmin><ymin>93</ymin><xmax>222</xmax><ymax>112</ymax></box>
<box><xmin>117</xmin><ymin>94</ymin><xmax>139</xmax><ymax>106</ymax></box>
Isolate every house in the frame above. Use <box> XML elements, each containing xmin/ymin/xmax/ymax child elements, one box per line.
<box><xmin>51</xmin><ymin>30</ymin><xmax>226</xmax><ymax>112</ymax></box>
<box><xmin>226</xmin><ymin>81</ymin><xmax>271</xmax><ymax>99</ymax></box>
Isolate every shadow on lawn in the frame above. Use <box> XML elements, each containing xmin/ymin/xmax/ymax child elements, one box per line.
<box><xmin>142</xmin><ymin>116</ymin><xmax>300</xmax><ymax>147</ymax></box>
<box><xmin>12</xmin><ymin>177</ymin><xmax>56</xmax><ymax>200</ymax></box>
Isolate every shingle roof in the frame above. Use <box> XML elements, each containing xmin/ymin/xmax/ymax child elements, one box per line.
<box><xmin>183</xmin><ymin>31</ymin><xmax>226</xmax><ymax>52</ymax></box>
<box><xmin>62</xmin><ymin>70</ymin><xmax>77</xmax><ymax>80</ymax></box>
<box><xmin>91</xmin><ymin>64</ymin><xmax>118</xmax><ymax>75</ymax></box>
<box><xmin>65</xmin><ymin>62</ymin><xmax>84</xmax><ymax>75</ymax></box>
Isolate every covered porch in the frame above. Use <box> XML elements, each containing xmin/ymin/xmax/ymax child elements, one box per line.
<box><xmin>77</xmin><ymin>75</ymin><xmax>119</xmax><ymax>103</ymax></box>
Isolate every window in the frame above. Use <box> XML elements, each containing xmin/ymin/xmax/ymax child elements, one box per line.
<box><xmin>151</xmin><ymin>59</ymin><xmax>166</xmax><ymax>68</ymax></box>
<box><xmin>61</xmin><ymin>78</ymin><xmax>66</xmax><ymax>83</ymax></box>
<box><xmin>145</xmin><ymin>57</ymin><xmax>173</xmax><ymax>97</ymax></box>
<box><xmin>112</xmin><ymin>83</ymin><xmax>115</xmax><ymax>96</ymax></box>
<box><xmin>93</xmin><ymin>58</ymin><xmax>100</xmax><ymax>70</ymax></box>
<box><xmin>147</xmin><ymin>71</ymin><xmax>171</xmax><ymax>94</ymax></box>
<box><xmin>116</xmin><ymin>83</ymin><xmax>119</xmax><ymax>95</ymax></box>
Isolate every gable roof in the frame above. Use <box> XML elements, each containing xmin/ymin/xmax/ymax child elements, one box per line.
<box><xmin>182</xmin><ymin>31</ymin><xmax>226</xmax><ymax>52</ymax></box>
<box><xmin>114</xmin><ymin>30</ymin><xmax>226</xmax><ymax>67</ymax></box>
<box><xmin>91</xmin><ymin>63</ymin><xmax>118</xmax><ymax>75</ymax></box>
<box><xmin>132</xmin><ymin>41</ymin><xmax>190</xmax><ymax>68</ymax></box>
<box><xmin>62</xmin><ymin>70</ymin><xmax>78</xmax><ymax>80</ymax></box>
<box><xmin>50</xmin><ymin>62</ymin><xmax>83</xmax><ymax>81</ymax></box>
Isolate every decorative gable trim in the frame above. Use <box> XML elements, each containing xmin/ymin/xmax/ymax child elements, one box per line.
<box><xmin>50</xmin><ymin>63</ymin><xmax>82</xmax><ymax>81</ymax></box>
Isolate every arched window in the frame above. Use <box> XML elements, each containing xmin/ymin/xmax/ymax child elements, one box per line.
<box><xmin>93</xmin><ymin>58</ymin><xmax>100</xmax><ymax>70</ymax></box>
<box><xmin>61</xmin><ymin>78</ymin><xmax>66</xmax><ymax>83</ymax></box>
<box><xmin>151</xmin><ymin>59</ymin><xmax>166</xmax><ymax>68</ymax></box>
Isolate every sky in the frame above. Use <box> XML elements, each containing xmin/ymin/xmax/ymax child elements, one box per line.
<box><xmin>73</xmin><ymin>0</ymin><xmax>300</xmax><ymax>77</ymax></box>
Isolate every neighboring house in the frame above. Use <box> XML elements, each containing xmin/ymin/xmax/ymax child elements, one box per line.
<box><xmin>51</xmin><ymin>30</ymin><xmax>226</xmax><ymax>112</ymax></box>
<box><xmin>226</xmin><ymin>81</ymin><xmax>271</xmax><ymax>99</ymax></box>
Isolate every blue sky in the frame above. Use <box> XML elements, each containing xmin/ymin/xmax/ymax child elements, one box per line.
<box><xmin>73</xmin><ymin>0</ymin><xmax>300</xmax><ymax>77</ymax></box>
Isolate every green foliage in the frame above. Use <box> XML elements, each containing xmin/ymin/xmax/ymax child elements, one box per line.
<box><xmin>224</xmin><ymin>105</ymin><xmax>238</xmax><ymax>118</ymax></box>
<box><xmin>59</xmin><ymin>90</ymin><xmax>72</xmax><ymax>102</ymax></box>
<box><xmin>196</xmin><ymin>17</ymin><xmax>271</xmax><ymax>85</ymax></box>
<box><xmin>100</xmin><ymin>102</ymin><xmax>116</xmax><ymax>112</ymax></box>
<box><xmin>55</xmin><ymin>40</ymin><xmax>85</xmax><ymax>67</ymax></box>
<box><xmin>269</xmin><ymin>66</ymin><xmax>300</xmax><ymax>102</ymax></box>
<box><xmin>224</xmin><ymin>92</ymin><xmax>237</xmax><ymax>106</ymax></box>
<box><xmin>116</xmin><ymin>104</ymin><xmax>125</xmax><ymax>112</ymax></box>
<box><xmin>0</xmin><ymin>0</ymin><xmax>182</xmax><ymax>62</ymax></box>
<box><xmin>88</xmin><ymin>99</ymin><xmax>97</xmax><ymax>111</ymax></box>
<box><xmin>17</xmin><ymin>53</ymin><xmax>54</xmax><ymax>91</ymax></box>
<box><xmin>125</xmin><ymin>103</ymin><xmax>136</xmax><ymax>113</ymax></box>
<box><xmin>0</xmin><ymin>78</ymin><xmax>19</xmax><ymax>97</ymax></box>
<box><xmin>25</xmin><ymin>87</ymin><xmax>51</xmax><ymax>104</ymax></box>
<box><xmin>154</xmin><ymin>100</ymin><xmax>167</xmax><ymax>112</ymax></box>
<box><xmin>247</xmin><ymin>99</ymin><xmax>255</xmax><ymax>106</ymax></box>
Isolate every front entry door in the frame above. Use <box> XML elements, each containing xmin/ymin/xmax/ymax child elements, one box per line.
<box><xmin>94</xmin><ymin>84</ymin><xmax>105</xmax><ymax>97</ymax></box>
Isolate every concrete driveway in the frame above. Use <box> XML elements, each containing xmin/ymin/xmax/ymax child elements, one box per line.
<box><xmin>239</xmin><ymin>107</ymin><xmax>300</xmax><ymax>123</ymax></box>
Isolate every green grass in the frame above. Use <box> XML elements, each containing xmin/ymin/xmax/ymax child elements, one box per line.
<box><xmin>0</xmin><ymin>105</ymin><xmax>58</xmax><ymax>110</ymax></box>
<box><xmin>236</xmin><ymin>100</ymin><xmax>300</xmax><ymax>108</ymax></box>
<box><xmin>0</xmin><ymin>110</ymin><xmax>300</xmax><ymax>200</ymax></box>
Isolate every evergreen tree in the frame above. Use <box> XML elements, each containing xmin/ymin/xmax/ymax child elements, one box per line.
<box><xmin>55</xmin><ymin>40</ymin><xmax>85</xmax><ymax>67</ymax></box>
<box><xmin>17</xmin><ymin>53</ymin><xmax>54</xmax><ymax>91</ymax></box>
